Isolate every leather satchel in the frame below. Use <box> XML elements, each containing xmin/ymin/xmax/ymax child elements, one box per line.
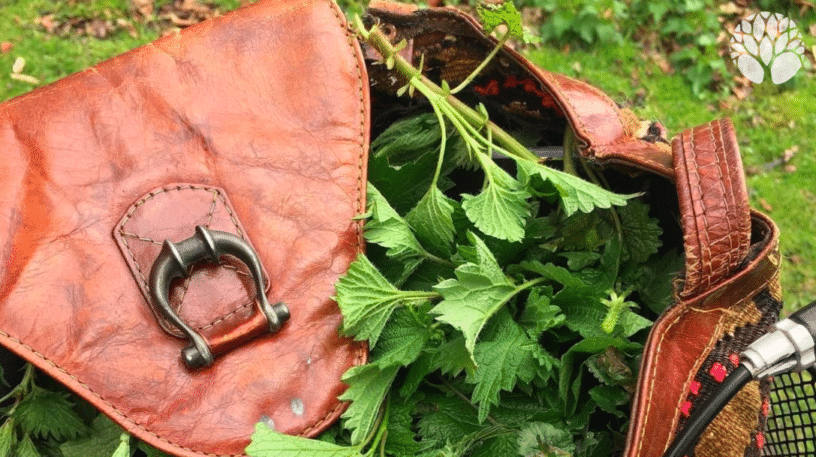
<box><xmin>0</xmin><ymin>1</ymin><xmax>789</xmax><ymax>456</ymax></box>
<box><xmin>0</xmin><ymin>1</ymin><xmax>368</xmax><ymax>456</ymax></box>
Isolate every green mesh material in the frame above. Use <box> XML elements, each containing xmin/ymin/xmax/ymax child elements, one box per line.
<box><xmin>763</xmin><ymin>369</ymin><xmax>816</xmax><ymax>456</ymax></box>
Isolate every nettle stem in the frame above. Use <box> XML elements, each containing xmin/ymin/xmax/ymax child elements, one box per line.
<box><xmin>449</xmin><ymin>30</ymin><xmax>511</xmax><ymax>95</ymax></box>
<box><xmin>355</xmin><ymin>16</ymin><xmax>539</xmax><ymax>164</ymax></box>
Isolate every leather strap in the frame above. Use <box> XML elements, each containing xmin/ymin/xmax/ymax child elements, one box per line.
<box><xmin>624</xmin><ymin>119</ymin><xmax>769</xmax><ymax>457</ymax></box>
<box><xmin>674</xmin><ymin>119</ymin><xmax>752</xmax><ymax>299</ymax></box>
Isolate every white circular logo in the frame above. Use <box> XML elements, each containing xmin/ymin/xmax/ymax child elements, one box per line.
<box><xmin>729</xmin><ymin>12</ymin><xmax>805</xmax><ymax>84</ymax></box>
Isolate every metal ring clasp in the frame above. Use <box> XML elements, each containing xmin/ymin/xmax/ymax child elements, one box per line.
<box><xmin>148</xmin><ymin>226</ymin><xmax>290</xmax><ymax>369</ymax></box>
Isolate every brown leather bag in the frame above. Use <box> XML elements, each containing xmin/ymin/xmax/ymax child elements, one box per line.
<box><xmin>0</xmin><ymin>1</ymin><xmax>368</xmax><ymax>456</ymax></box>
<box><xmin>0</xmin><ymin>1</ymin><xmax>787</xmax><ymax>456</ymax></box>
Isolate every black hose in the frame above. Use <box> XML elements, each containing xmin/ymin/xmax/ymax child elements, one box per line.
<box><xmin>662</xmin><ymin>363</ymin><xmax>754</xmax><ymax>457</ymax></box>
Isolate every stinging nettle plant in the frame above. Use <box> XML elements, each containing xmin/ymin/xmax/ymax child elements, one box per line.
<box><xmin>247</xmin><ymin>3</ymin><xmax>681</xmax><ymax>457</ymax></box>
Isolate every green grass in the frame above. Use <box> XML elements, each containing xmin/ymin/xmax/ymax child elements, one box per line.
<box><xmin>2</xmin><ymin>0</ymin><xmax>814</xmax><ymax>311</ymax></box>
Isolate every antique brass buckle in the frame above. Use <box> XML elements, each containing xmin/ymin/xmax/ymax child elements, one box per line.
<box><xmin>148</xmin><ymin>226</ymin><xmax>289</xmax><ymax>369</ymax></box>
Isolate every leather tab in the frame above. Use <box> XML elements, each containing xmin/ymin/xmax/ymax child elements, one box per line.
<box><xmin>674</xmin><ymin>119</ymin><xmax>752</xmax><ymax>299</ymax></box>
<box><xmin>114</xmin><ymin>184</ymin><xmax>268</xmax><ymax>340</ymax></box>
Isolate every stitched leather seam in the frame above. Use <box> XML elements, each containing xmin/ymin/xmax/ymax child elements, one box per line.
<box><xmin>637</xmin><ymin>267</ymin><xmax>777</xmax><ymax>457</ymax></box>
<box><xmin>0</xmin><ymin>329</ymin><xmax>241</xmax><ymax>457</ymax></box>
<box><xmin>637</xmin><ymin>122</ymin><xmax>727</xmax><ymax>454</ymax></box>
<box><xmin>116</xmin><ymin>184</ymin><xmax>250</xmax><ymax>332</ymax></box>
<box><xmin>120</xmin><ymin>232</ymin><xmax>163</xmax><ymax>245</ymax></box>
<box><xmin>197</xmin><ymin>301</ymin><xmax>254</xmax><ymax>331</ymax></box>
<box><xmin>535</xmin><ymin>71</ymin><xmax>627</xmax><ymax>149</ymax></box>
<box><xmin>301</xmin><ymin>0</ymin><xmax>369</xmax><ymax>441</ymax></box>
<box><xmin>176</xmin><ymin>188</ymin><xmax>220</xmax><ymax>315</ymax></box>
<box><xmin>667</xmin><ymin>310</ymin><xmax>727</xmax><ymax>452</ymax></box>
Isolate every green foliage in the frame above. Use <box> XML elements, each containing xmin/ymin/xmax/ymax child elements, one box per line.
<box><xmin>297</xmin><ymin>12</ymin><xmax>684</xmax><ymax>452</ymax></box>
<box><xmin>247</xmin><ymin>423</ymin><xmax>363</xmax><ymax>457</ymax></box>
<box><xmin>60</xmin><ymin>415</ymin><xmax>124</xmax><ymax>457</ymax></box>
<box><xmin>477</xmin><ymin>1</ymin><xmax>540</xmax><ymax>44</ymax></box>
<box><xmin>14</xmin><ymin>387</ymin><xmax>89</xmax><ymax>441</ymax></box>
<box><xmin>431</xmin><ymin>233</ymin><xmax>519</xmax><ymax>358</ymax></box>
<box><xmin>522</xmin><ymin>0</ymin><xmax>816</xmax><ymax>97</ymax></box>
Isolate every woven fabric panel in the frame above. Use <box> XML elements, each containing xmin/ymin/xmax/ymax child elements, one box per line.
<box><xmin>675</xmin><ymin>289</ymin><xmax>782</xmax><ymax>457</ymax></box>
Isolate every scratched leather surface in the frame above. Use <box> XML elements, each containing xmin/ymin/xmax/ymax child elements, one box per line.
<box><xmin>369</xmin><ymin>5</ymin><xmax>777</xmax><ymax>456</ymax></box>
<box><xmin>0</xmin><ymin>1</ymin><xmax>368</xmax><ymax>456</ymax></box>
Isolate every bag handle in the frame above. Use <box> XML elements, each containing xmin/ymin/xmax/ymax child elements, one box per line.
<box><xmin>673</xmin><ymin>118</ymin><xmax>752</xmax><ymax>299</ymax></box>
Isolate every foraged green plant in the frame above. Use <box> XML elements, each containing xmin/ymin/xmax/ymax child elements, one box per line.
<box><xmin>246</xmin><ymin>3</ymin><xmax>682</xmax><ymax>456</ymax></box>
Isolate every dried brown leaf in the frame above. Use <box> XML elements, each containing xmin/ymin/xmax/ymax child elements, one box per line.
<box><xmin>36</xmin><ymin>14</ymin><xmax>58</xmax><ymax>34</ymax></box>
<box><xmin>131</xmin><ymin>0</ymin><xmax>154</xmax><ymax>18</ymax></box>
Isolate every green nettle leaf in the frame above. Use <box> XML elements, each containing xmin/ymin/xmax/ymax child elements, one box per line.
<box><xmin>371</xmin><ymin>112</ymin><xmax>442</xmax><ymax>165</ymax></box>
<box><xmin>431</xmin><ymin>233</ymin><xmax>517</xmax><ymax>358</ymax></box>
<box><xmin>365</xmin><ymin>183</ymin><xmax>427</xmax><ymax>265</ymax></box>
<box><xmin>556</xmin><ymin>212</ymin><xmax>613</xmax><ymax>252</ymax></box>
<box><xmin>14</xmin><ymin>434</ymin><xmax>40</xmax><ymax>457</ymax></box>
<box><xmin>111</xmin><ymin>433</ymin><xmax>131</xmax><ymax>457</ymax></box>
<box><xmin>407</xmin><ymin>185</ymin><xmax>457</xmax><ymax>257</ymax></box>
<box><xmin>339</xmin><ymin>363</ymin><xmax>400</xmax><ymax>445</ymax></box>
<box><xmin>384</xmin><ymin>398</ymin><xmax>422</xmax><ymax>456</ymax></box>
<box><xmin>559</xmin><ymin>337</ymin><xmax>640</xmax><ymax>416</ymax></box>
<box><xmin>468</xmin><ymin>312</ymin><xmax>538</xmax><ymax>423</ymax></box>
<box><xmin>622</xmin><ymin>249</ymin><xmax>683</xmax><ymax>315</ymax></box>
<box><xmin>519</xmin><ymin>261</ymin><xmax>587</xmax><ymax>289</ymax></box>
<box><xmin>246</xmin><ymin>423</ymin><xmax>361</xmax><ymax>457</ymax></box>
<box><xmin>430</xmin><ymin>335</ymin><xmax>478</xmax><ymax>379</ymax></box>
<box><xmin>520</xmin><ymin>288</ymin><xmax>565</xmax><ymax>334</ymax></box>
<box><xmin>13</xmin><ymin>387</ymin><xmax>90</xmax><ymax>441</ymax></box>
<box><xmin>0</xmin><ymin>418</ymin><xmax>15</xmax><ymax>457</ymax></box>
<box><xmin>588</xmin><ymin>385</ymin><xmax>628</xmax><ymax>418</ymax></box>
<box><xmin>367</xmin><ymin>147</ymin><xmax>441</xmax><ymax>215</ymax></box>
<box><xmin>517</xmin><ymin>422</ymin><xmax>575</xmax><ymax>457</ymax></box>
<box><xmin>416</xmin><ymin>394</ymin><xmax>482</xmax><ymax>451</ymax></box>
<box><xmin>60</xmin><ymin>415</ymin><xmax>123</xmax><ymax>457</ymax></box>
<box><xmin>477</xmin><ymin>1</ymin><xmax>540</xmax><ymax>44</ymax></box>
<box><xmin>399</xmin><ymin>352</ymin><xmax>435</xmax><ymax>398</ymax></box>
<box><xmin>517</xmin><ymin>160</ymin><xmax>631</xmax><ymax>216</ymax></box>
<box><xmin>462</xmin><ymin>158</ymin><xmax>530</xmax><ymax>242</ymax></box>
<box><xmin>559</xmin><ymin>252</ymin><xmax>601</xmax><ymax>271</ymax></box>
<box><xmin>470</xmin><ymin>432</ymin><xmax>519</xmax><ymax>457</ymax></box>
<box><xmin>617</xmin><ymin>200</ymin><xmax>662</xmax><ymax>263</ymax></box>
<box><xmin>138</xmin><ymin>441</ymin><xmax>175</xmax><ymax>457</ymax></box>
<box><xmin>371</xmin><ymin>308</ymin><xmax>433</xmax><ymax>369</ymax></box>
<box><xmin>617</xmin><ymin>310</ymin><xmax>653</xmax><ymax>337</ymax></box>
<box><xmin>335</xmin><ymin>254</ymin><xmax>435</xmax><ymax>347</ymax></box>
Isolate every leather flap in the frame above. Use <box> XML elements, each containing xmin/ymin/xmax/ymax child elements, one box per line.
<box><xmin>0</xmin><ymin>1</ymin><xmax>369</xmax><ymax>456</ymax></box>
